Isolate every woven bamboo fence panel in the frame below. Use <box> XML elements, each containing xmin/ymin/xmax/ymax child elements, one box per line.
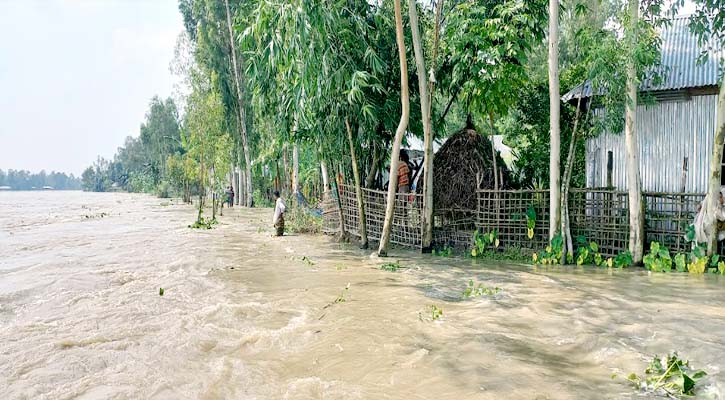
<box><xmin>321</xmin><ymin>191</ymin><xmax>341</xmax><ymax>235</ymax></box>
<box><xmin>431</xmin><ymin>209</ymin><xmax>478</xmax><ymax>249</ymax></box>
<box><xmin>643</xmin><ymin>192</ymin><xmax>704</xmax><ymax>254</ymax></box>
<box><xmin>475</xmin><ymin>190</ymin><xmax>550</xmax><ymax>250</ymax></box>
<box><xmin>568</xmin><ymin>189</ymin><xmax>629</xmax><ymax>257</ymax></box>
<box><xmin>326</xmin><ymin>184</ymin><xmax>423</xmax><ymax>248</ymax></box>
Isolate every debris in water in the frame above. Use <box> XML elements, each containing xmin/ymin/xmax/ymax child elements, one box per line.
<box><xmin>623</xmin><ymin>353</ymin><xmax>707</xmax><ymax>397</ymax></box>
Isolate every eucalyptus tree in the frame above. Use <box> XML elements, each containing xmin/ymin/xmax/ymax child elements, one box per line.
<box><xmin>440</xmin><ymin>0</ymin><xmax>548</xmax><ymax>187</ymax></box>
<box><xmin>185</xmin><ymin>70</ymin><xmax>233</xmax><ymax>223</ymax></box>
<box><xmin>673</xmin><ymin>0</ymin><xmax>725</xmax><ymax>255</ymax></box>
<box><xmin>179</xmin><ymin>0</ymin><xmax>254</xmax><ymax>207</ymax></box>
<box><xmin>549</xmin><ymin>0</ymin><xmax>561</xmax><ymax>241</ymax></box>
<box><xmin>378</xmin><ymin>0</ymin><xmax>410</xmax><ymax>257</ymax></box>
<box><xmin>408</xmin><ymin>0</ymin><xmax>443</xmax><ymax>251</ymax></box>
<box><xmin>623</xmin><ymin>0</ymin><xmax>644</xmax><ymax>263</ymax></box>
<box><xmin>242</xmin><ymin>0</ymin><xmax>405</xmax><ymax>247</ymax></box>
<box><xmin>580</xmin><ymin>0</ymin><xmax>667</xmax><ymax>263</ymax></box>
<box><xmin>224</xmin><ymin>0</ymin><xmax>253</xmax><ymax>206</ymax></box>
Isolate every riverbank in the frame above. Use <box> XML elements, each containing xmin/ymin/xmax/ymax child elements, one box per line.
<box><xmin>1</xmin><ymin>192</ymin><xmax>724</xmax><ymax>399</ymax></box>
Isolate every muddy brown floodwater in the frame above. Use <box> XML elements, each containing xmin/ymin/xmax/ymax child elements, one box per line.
<box><xmin>1</xmin><ymin>192</ymin><xmax>725</xmax><ymax>399</ymax></box>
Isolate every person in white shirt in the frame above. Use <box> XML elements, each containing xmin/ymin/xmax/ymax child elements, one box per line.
<box><xmin>273</xmin><ymin>191</ymin><xmax>286</xmax><ymax>236</ymax></box>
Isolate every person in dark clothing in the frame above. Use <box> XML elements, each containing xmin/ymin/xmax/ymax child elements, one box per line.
<box><xmin>228</xmin><ymin>186</ymin><xmax>235</xmax><ymax>207</ymax></box>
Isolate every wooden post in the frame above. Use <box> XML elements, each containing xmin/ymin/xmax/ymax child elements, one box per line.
<box><xmin>606</xmin><ymin>151</ymin><xmax>614</xmax><ymax>189</ymax></box>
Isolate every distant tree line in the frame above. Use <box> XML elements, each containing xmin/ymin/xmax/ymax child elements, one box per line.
<box><xmin>81</xmin><ymin>96</ymin><xmax>183</xmax><ymax>195</ymax></box>
<box><xmin>0</xmin><ymin>169</ymin><xmax>81</xmax><ymax>190</ymax></box>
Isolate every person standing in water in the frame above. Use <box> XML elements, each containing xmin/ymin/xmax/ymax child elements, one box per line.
<box><xmin>272</xmin><ymin>191</ymin><xmax>286</xmax><ymax>236</ymax></box>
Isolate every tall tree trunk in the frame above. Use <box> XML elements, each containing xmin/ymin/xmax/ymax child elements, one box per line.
<box><xmin>292</xmin><ymin>142</ymin><xmax>300</xmax><ymax>195</ymax></box>
<box><xmin>488</xmin><ymin>112</ymin><xmax>500</xmax><ymax>191</ymax></box>
<box><xmin>320</xmin><ymin>156</ymin><xmax>330</xmax><ymax>194</ymax></box>
<box><xmin>706</xmin><ymin>84</ymin><xmax>725</xmax><ymax>255</ymax></box>
<box><xmin>283</xmin><ymin>147</ymin><xmax>290</xmax><ymax>194</ymax></box>
<box><xmin>378</xmin><ymin>0</ymin><xmax>410</xmax><ymax>257</ymax></box>
<box><xmin>548</xmin><ymin>0</ymin><xmax>562</xmax><ymax>241</ymax></box>
<box><xmin>231</xmin><ymin>163</ymin><xmax>238</xmax><ymax>207</ymax></box>
<box><xmin>560</xmin><ymin>91</ymin><xmax>585</xmax><ymax>260</ymax></box>
<box><xmin>365</xmin><ymin>142</ymin><xmax>381</xmax><ymax>189</ymax></box>
<box><xmin>334</xmin><ymin>170</ymin><xmax>347</xmax><ymax>241</ymax></box>
<box><xmin>346</xmin><ymin>118</ymin><xmax>369</xmax><ymax>249</ymax></box>
<box><xmin>408</xmin><ymin>0</ymin><xmax>437</xmax><ymax>251</ymax></box>
<box><xmin>236</xmin><ymin>167</ymin><xmax>242</xmax><ymax>205</ymax></box>
<box><xmin>239</xmin><ymin>168</ymin><xmax>246</xmax><ymax>207</ymax></box>
<box><xmin>625</xmin><ymin>0</ymin><xmax>644</xmax><ymax>263</ymax></box>
<box><xmin>211</xmin><ymin>166</ymin><xmax>216</xmax><ymax>220</ymax></box>
<box><xmin>224</xmin><ymin>0</ymin><xmax>253</xmax><ymax>207</ymax></box>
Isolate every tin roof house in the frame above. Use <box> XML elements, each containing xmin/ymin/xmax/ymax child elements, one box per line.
<box><xmin>563</xmin><ymin>15</ymin><xmax>722</xmax><ymax>193</ymax></box>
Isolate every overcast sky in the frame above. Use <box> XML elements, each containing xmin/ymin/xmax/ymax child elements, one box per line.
<box><xmin>0</xmin><ymin>0</ymin><xmax>183</xmax><ymax>176</ymax></box>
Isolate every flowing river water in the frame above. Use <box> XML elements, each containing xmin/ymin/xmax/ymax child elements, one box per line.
<box><xmin>1</xmin><ymin>191</ymin><xmax>725</xmax><ymax>399</ymax></box>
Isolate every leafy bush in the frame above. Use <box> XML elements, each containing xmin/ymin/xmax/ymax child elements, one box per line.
<box><xmin>575</xmin><ymin>237</ymin><xmax>603</xmax><ymax>266</ymax></box>
<box><xmin>533</xmin><ymin>233</ymin><xmax>564</xmax><ymax>265</ymax></box>
<box><xmin>606</xmin><ymin>251</ymin><xmax>633</xmax><ymax>268</ymax></box>
<box><xmin>432</xmin><ymin>245</ymin><xmax>453</xmax><ymax>257</ymax></box>
<box><xmin>155</xmin><ymin>180</ymin><xmax>172</xmax><ymax>198</ymax></box>
<box><xmin>643</xmin><ymin>242</ymin><xmax>673</xmax><ymax>272</ymax></box>
<box><xmin>471</xmin><ymin>230</ymin><xmax>499</xmax><ymax>257</ymax></box>
<box><xmin>127</xmin><ymin>172</ymin><xmax>155</xmax><ymax>193</ymax></box>
<box><xmin>189</xmin><ymin>216</ymin><xmax>218</xmax><ymax>229</ymax></box>
<box><xmin>252</xmin><ymin>189</ymin><xmax>274</xmax><ymax>208</ymax></box>
<box><xmin>285</xmin><ymin>203</ymin><xmax>322</xmax><ymax>234</ymax></box>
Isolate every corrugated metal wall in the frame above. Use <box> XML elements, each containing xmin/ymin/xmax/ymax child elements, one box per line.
<box><xmin>585</xmin><ymin>94</ymin><xmax>719</xmax><ymax>193</ymax></box>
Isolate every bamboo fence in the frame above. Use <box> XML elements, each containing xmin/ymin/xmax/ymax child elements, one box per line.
<box><xmin>323</xmin><ymin>182</ymin><xmax>710</xmax><ymax>255</ymax></box>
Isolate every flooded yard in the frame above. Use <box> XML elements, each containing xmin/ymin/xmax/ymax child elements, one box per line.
<box><xmin>1</xmin><ymin>191</ymin><xmax>724</xmax><ymax>399</ymax></box>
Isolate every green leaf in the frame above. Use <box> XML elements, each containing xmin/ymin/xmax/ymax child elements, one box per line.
<box><xmin>692</xmin><ymin>370</ymin><xmax>707</xmax><ymax>379</ymax></box>
<box><xmin>711</xmin><ymin>254</ymin><xmax>720</xmax><ymax>266</ymax></box>
<box><xmin>682</xmin><ymin>373</ymin><xmax>696</xmax><ymax>395</ymax></box>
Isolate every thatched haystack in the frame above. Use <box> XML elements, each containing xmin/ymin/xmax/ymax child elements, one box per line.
<box><xmin>432</xmin><ymin>127</ymin><xmax>510</xmax><ymax>211</ymax></box>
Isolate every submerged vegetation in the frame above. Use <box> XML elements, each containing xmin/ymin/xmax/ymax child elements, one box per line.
<box><xmin>625</xmin><ymin>353</ymin><xmax>708</xmax><ymax>397</ymax></box>
<box><xmin>324</xmin><ymin>283</ymin><xmax>351</xmax><ymax>309</ymax></box>
<box><xmin>380</xmin><ymin>262</ymin><xmax>402</xmax><ymax>272</ymax></box>
<box><xmin>461</xmin><ymin>280</ymin><xmax>501</xmax><ymax>299</ymax></box>
<box><xmin>419</xmin><ymin>305</ymin><xmax>443</xmax><ymax>322</ymax></box>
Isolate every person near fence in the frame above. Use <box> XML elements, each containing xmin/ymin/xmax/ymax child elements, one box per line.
<box><xmin>398</xmin><ymin>150</ymin><xmax>411</xmax><ymax>194</ymax></box>
<box><xmin>273</xmin><ymin>191</ymin><xmax>286</xmax><ymax>236</ymax></box>
<box><xmin>694</xmin><ymin>188</ymin><xmax>725</xmax><ymax>244</ymax></box>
